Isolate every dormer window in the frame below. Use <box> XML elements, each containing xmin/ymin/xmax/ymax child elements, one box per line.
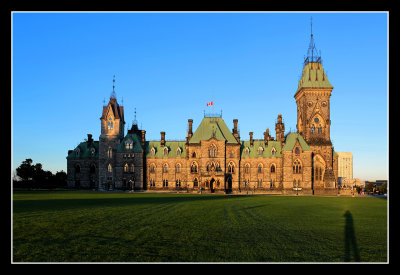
<box><xmin>125</xmin><ymin>139</ymin><xmax>133</xmax><ymax>150</ymax></box>
<box><xmin>90</xmin><ymin>148</ymin><xmax>95</xmax><ymax>156</ymax></box>
<box><xmin>163</xmin><ymin>147</ymin><xmax>169</xmax><ymax>155</ymax></box>
<box><xmin>151</xmin><ymin>147</ymin><xmax>156</xmax><ymax>156</ymax></box>
<box><xmin>176</xmin><ymin>147</ymin><xmax>182</xmax><ymax>156</ymax></box>
<box><xmin>244</xmin><ymin>147</ymin><xmax>250</xmax><ymax>156</ymax></box>
<box><xmin>75</xmin><ymin>147</ymin><xmax>80</xmax><ymax>157</ymax></box>
<box><xmin>271</xmin><ymin>147</ymin><xmax>276</xmax><ymax>156</ymax></box>
<box><xmin>257</xmin><ymin>147</ymin><xmax>263</xmax><ymax>156</ymax></box>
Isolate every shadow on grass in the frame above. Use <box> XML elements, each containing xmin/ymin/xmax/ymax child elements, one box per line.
<box><xmin>13</xmin><ymin>193</ymin><xmax>242</xmax><ymax>213</ymax></box>
<box><xmin>344</xmin><ymin>210</ymin><xmax>361</xmax><ymax>262</ymax></box>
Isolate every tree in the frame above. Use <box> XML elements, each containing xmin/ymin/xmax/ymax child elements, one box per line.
<box><xmin>364</xmin><ymin>182</ymin><xmax>375</xmax><ymax>194</ymax></box>
<box><xmin>16</xmin><ymin>159</ymin><xmax>35</xmax><ymax>181</ymax></box>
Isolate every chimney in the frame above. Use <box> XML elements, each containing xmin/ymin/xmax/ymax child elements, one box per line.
<box><xmin>188</xmin><ymin>119</ymin><xmax>193</xmax><ymax>138</ymax></box>
<box><xmin>161</xmin><ymin>131</ymin><xmax>165</xmax><ymax>147</ymax></box>
<box><xmin>233</xmin><ymin>119</ymin><xmax>239</xmax><ymax>141</ymax></box>
<box><xmin>233</xmin><ymin>119</ymin><xmax>238</xmax><ymax>134</ymax></box>
<box><xmin>249</xmin><ymin>132</ymin><xmax>253</xmax><ymax>147</ymax></box>
<box><xmin>275</xmin><ymin>114</ymin><xmax>285</xmax><ymax>142</ymax></box>
<box><xmin>87</xmin><ymin>134</ymin><xmax>93</xmax><ymax>145</ymax></box>
<box><xmin>264</xmin><ymin>128</ymin><xmax>270</xmax><ymax>145</ymax></box>
<box><xmin>141</xmin><ymin>130</ymin><xmax>146</xmax><ymax>146</ymax></box>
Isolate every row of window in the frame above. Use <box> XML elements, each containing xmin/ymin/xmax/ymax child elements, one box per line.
<box><xmin>150</xmin><ymin>147</ymin><xmax>182</xmax><ymax>156</ymax></box>
<box><xmin>243</xmin><ymin>147</ymin><xmax>277</xmax><ymax>156</ymax></box>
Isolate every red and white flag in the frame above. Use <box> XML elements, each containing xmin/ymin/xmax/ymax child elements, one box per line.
<box><xmin>207</xmin><ymin>101</ymin><xmax>214</xmax><ymax>107</ymax></box>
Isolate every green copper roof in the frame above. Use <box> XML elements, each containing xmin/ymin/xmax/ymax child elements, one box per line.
<box><xmin>282</xmin><ymin>133</ymin><xmax>311</xmax><ymax>151</ymax></box>
<box><xmin>295</xmin><ymin>62</ymin><xmax>333</xmax><ymax>95</ymax></box>
<box><xmin>189</xmin><ymin>117</ymin><xmax>238</xmax><ymax>144</ymax></box>
<box><xmin>145</xmin><ymin>141</ymin><xmax>186</xmax><ymax>158</ymax></box>
<box><xmin>241</xmin><ymin>140</ymin><xmax>282</xmax><ymax>158</ymax></box>
<box><xmin>67</xmin><ymin>141</ymin><xmax>99</xmax><ymax>159</ymax></box>
<box><xmin>117</xmin><ymin>133</ymin><xmax>144</xmax><ymax>152</ymax></box>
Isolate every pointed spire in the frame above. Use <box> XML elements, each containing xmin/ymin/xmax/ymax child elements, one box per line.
<box><xmin>132</xmin><ymin>107</ymin><xmax>138</xmax><ymax>126</ymax></box>
<box><xmin>304</xmin><ymin>17</ymin><xmax>321</xmax><ymax>65</ymax></box>
<box><xmin>110</xmin><ymin>75</ymin><xmax>116</xmax><ymax>98</ymax></box>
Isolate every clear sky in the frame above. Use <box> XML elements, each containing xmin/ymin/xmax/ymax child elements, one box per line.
<box><xmin>12</xmin><ymin>12</ymin><xmax>388</xmax><ymax>181</ymax></box>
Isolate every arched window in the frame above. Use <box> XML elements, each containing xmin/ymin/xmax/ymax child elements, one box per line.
<box><xmin>107</xmin><ymin>147</ymin><xmax>112</xmax><ymax>158</ymax></box>
<box><xmin>108</xmin><ymin>118</ymin><xmax>113</xmax><ymax>130</ymax></box>
<box><xmin>258</xmin><ymin>164</ymin><xmax>263</xmax><ymax>174</ymax></box>
<box><xmin>193</xmin><ymin>178</ymin><xmax>198</xmax><ymax>187</ymax></box>
<box><xmin>90</xmin><ymin>148</ymin><xmax>96</xmax><ymax>156</ymax></box>
<box><xmin>192</xmin><ymin>152</ymin><xmax>196</xmax><ymax>158</ymax></box>
<box><xmin>124</xmin><ymin>163</ymin><xmax>128</xmax><ymax>173</ymax></box>
<box><xmin>163</xmin><ymin>164</ymin><xmax>168</xmax><ymax>173</ymax></box>
<box><xmin>271</xmin><ymin>147</ymin><xmax>276</xmax><ymax>156</ymax></box>
<box><xmin>107</xmin><ymin>163</ymin><xmax>112</xmax><ymax>173</ymax></box>
<box><xmin>209</xmin><ymin>144</ymin><xmax>217</xmax><ymax>158</ymax></box>
<box><xmin>176</xmin><ymin>179</ymin><xmax>181</xmax><ymax>187</ymax></box>
<box><xmin>258</xmin><ymin>147</ymin><xmax>263</xmax><ymax>156</ymax></box>
<box><xmin>75</xmin><ymin>147</ymin><xmax>80</xmax><ymax>157</ymax></box>
<box><xmin>245</xmin><ymin>163</ymin><xmax>250</xmax><ymax>174</ymax></box>
<box><xmin>210</xmin><ymin>162</ymin><xmax>215</xmax><ymax>171</ymax></box>
<box><xmin>151</xmin><ymin>147</ymin><xmax>156</xmax><ymax>156</ymax></box>
<box><xmin>244</xmin><ymin>147</ymin><xmax>250</xmax><ymax>156</ymax></box>
<box><xmin>293</xmin><ymin>159</ymin><xmax>302</xmax><ymax>174</ymax></box>
<box><xmin>228</xmin><ymin>162</ymin><xmax>235</xmax><ymax>173</ymax></box>
<box><xmin>163</xmin><ymin>147</ymin><xmax>169</xmax><ymax>155</ymax></box>
<box><xmin>295</xmin><ymin>147</ymin><xmax>300</xmax><ymax>155</ymax></box>
<box><xmin>311</xmin><ymin>124</ymin><xmax>315</xmax><ymax>134</ymax></box>
<box><xmin>191</xmin><ymin>162</ymin><xmax>198</xmax><ymax>173</ymax></box>
<box><xmin>176</xmin><ymin>147</ymin><xmax>181</xmax><ymax>156</ymax></box>
<box><xmin>271</xmin><ymin>164</ymin><xmax>276</xmax><ymax>173</ymax></box>
<box><xmin>163</xmin><ymin>179</ymin><xmax>168</xmax><ymax>187</ymax></box>
<box><xmin>318</xmin><ymin>125</ymin><xmax>322</xmax><ymax>134</ymax></box>
<box><xmin>176</xmin><ymin>163</ymin><xmax>181</xmax><ymax>173</ymax></box>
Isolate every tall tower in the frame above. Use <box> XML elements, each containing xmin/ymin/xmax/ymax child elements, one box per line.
<box><xmin>98</xmin><ymin>76</ymin><xmax>125</xmax><ymax>190</ymax></box>
<box><xmin>295</xmin><ymin>19</ymin><xmax>337</xmax><ymax>190</ymax></box>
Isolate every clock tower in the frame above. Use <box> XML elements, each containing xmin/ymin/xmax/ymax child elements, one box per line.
<box><xmin>295</xmin><ymin>20</ymin><xmax>337</xmax><ymax>191</ymax></box>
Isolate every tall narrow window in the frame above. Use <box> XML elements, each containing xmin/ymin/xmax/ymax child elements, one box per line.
<box><xmin>176</xmin><ymin>147</ymin><xmax>182</xmax><ymax>156</ymax></box>
<box><xmin>164</xmin><ymin>147</ymin><xmax>168</xmax><ymax>156</ymax></box>
<box><xmin>258</xmin><ymin>164</ymin><xmax>263</xmax><ymax>174</ymax></box>
<box><xmin>244</xmin><ymin>147</ymin><xmax>250</xmax><ymax>156</ymax></box>
<box><xmin>293</xmin><ymin>160</ymin><xmax>302</xmax><ymax>174</ymax></box>
<box><xmin>209</xmin><ymin>144</ymin><xmax>217</xmax><ymax>158</ymax></box>
<box><xmin>163</xmin><ymin>164</ymin><xmax>168</xmax><ymax>173</ymax></box>
<box><xmin>108</xmin><ymin>118</ymin><xmax>114</xmax><ymax>130</ymax></box>
<box><xmin>150</xmin><ymin>164</ymin><xmax>155</xmax><ymax>173</ymax></box>
<box><xmin>245</xmin><ymin>164</ymin><xmax>250</xmax><ymax>174</ymax></box>
<box><xmin>107</xmin><ymin>164</ymin><xmax>112</xmax><ymax>173</ymax></box>
<box><xmin>311</xmin><ymin>124</ymin><xmax>315</xmax><ymax>134</ymax></box>
<box><xmin>271</xmin><ymin>147</ymin><xmax>276</xmax><ymax>156</ymax></box>
<box><xmin>124</xmin><ymin>163</ymin><xmax>128</xmax><ymax>172</ymax></box>
<box><xmin>271</xmin><ymin>164</ymin><xmax>276</xmax><ymax>173</ymax></box>
<box><xmin>193</xmin><ymin>178</ymin><xmax>198</xmax><ymax>187</ymax></box>
<box><xmin>176</xmin><ymin>163</ymin><xmax>181</xmax><ymax>173</ymax></box>
<box><xmin>228</xmin><ymin>162</ymin><xmax>235</xmax><ymax>174</ymax></box>
<box><xmin>191</xmin><ymin>162</ymin><xmax>198</xmax><ymax>173</ymax></box>
<box><xmin>108</xmin><ymin>147</ymin><xmax>112</xmax><ymax>158</ymax></box>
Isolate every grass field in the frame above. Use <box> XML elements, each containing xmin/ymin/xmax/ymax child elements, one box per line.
<box><xmin>12</xmin><ymin>191</ymin><xmax>388</xmax><ymax>263</ymax></box>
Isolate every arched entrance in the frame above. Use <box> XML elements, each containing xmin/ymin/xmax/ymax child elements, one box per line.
<box><xmin>210</xmin><ymin>178</ymin><xmax>215</xmax><ymax>193</ymax></box>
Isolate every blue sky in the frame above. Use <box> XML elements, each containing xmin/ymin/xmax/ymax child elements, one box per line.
<box><xmin>12</xmin><ymin>12</ymin><xmax>388</xmax><ymax>181</ymax></box>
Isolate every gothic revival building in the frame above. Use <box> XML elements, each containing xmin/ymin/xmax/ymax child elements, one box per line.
<box><xmin>67</xmin><ymin>28</ymin><xmax>339</xmax><ymax>195</ymax></box>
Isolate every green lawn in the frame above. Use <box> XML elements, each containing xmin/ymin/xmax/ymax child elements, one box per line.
<box><xmin>12</xmin><ymin>191</ymin><xmax>387</xmax><ymax>262</ymax></box>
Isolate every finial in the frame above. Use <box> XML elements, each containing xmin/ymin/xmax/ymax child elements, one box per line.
<box><xmin>103</xmin><ymin>98</ymin><xmax>106</xmax><ymax>105</ymax></box>
<box><xmin>311</xmin><ymin>16</ymin><xmax>313</xmax><ymax>39</ymax></box>
<box><xmin>132</xmin><ymin>107</ymin><xmax>138</xmax><ymax>126</ymax></box>
<box><xmin>121</xmin><ymin>96</ymin><xmax>124</xmax><ymax>105</ymax></box>
<box><xmin>110</xmin><ymin>75</ymin><xmax>116</xmax><ymax>98</ymax></box>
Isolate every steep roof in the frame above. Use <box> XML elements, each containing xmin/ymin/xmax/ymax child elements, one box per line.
<box><xmin>145</xmin><ymin>141</ymin><xmax>186</xmax><ymax>158</ymax></box>
<box><xmin>189</xmin><ymin>117</ymin><xmax>238</xmax><ymax>144</ymax></box>
<box><xmin>241</xmin><ymin>140</ymin><xmax>282</xmax><ymax>158</ymax></box>
<box><xmin>117</xmin><ymin>133</ymin><xmax>144</xmax><ymax>152</ymax></box>
<box><xmin>295</xmin><ymin>62</ymin><xmax>333</xmax><ymax>96</ymax></box>
<box><xmin>282</xmin><ymin>133</ymin><xmax>311</xmax><ymax>151</ymax></box>
<box><xmin>67</xmin><ymin>141</ymin><xmax>99</xmax><ymax>159</ymax></box>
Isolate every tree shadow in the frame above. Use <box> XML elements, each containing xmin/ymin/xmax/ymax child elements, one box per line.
<box><xmin>344</xmin><ymin>210</ymin><xmax>361</xmax><ymax>262</ymax></box>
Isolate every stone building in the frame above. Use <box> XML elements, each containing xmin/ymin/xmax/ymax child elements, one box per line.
<box><xmin>67</xmin><ymin>26</ymin><xmax>341</xmax><ymax>195</ymax></box>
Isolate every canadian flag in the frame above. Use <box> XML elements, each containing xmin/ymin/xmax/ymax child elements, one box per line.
<box><xmin>207</xmin><ymin>101</ymin><xmax>214</xmax><ymax>107</ymax></box>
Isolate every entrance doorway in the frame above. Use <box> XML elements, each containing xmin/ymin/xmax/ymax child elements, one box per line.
<box><xmin>210</xmin><ymin>178</ymin><xmax>215</xmax><ymax>193</ymax></box>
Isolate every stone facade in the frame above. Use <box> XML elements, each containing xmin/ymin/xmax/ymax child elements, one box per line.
<box><xmin>67</xmin><ymin>31</ymin><xmax>344</xmax><ymax>195</ymax></box>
